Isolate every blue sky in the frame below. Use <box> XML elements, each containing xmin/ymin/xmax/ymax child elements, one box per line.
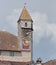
<box><xmin>0</xmin><ymin>0</ymin><xmax>56</xmax><ymax>62</ymax></box>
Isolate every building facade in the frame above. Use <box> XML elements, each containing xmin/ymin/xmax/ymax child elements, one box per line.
<box><xmin>0</xmin><ymin>6</ymin><xmax>56</xmax><ymax>65</ymax></box>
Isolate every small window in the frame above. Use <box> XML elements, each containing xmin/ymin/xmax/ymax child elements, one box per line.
<box><xmin>10</xmin><ymin>52</ymin><xmax>14</xmax><ymax>56</ymax></box>
<box><xmin>25</xmin><ymin>23</ymin><xmax>27</xmax><ymax>27</ymax></box>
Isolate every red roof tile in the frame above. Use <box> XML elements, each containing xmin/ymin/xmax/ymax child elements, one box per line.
<box><xmin>0</xmin><ymin>30</ymin><xmax>20</xmax><ymax>51</ymax></box>
<box><xmin>0</xmin><ymin>61</ymin><xmax>31</xmax><ymax>65</ymax></box>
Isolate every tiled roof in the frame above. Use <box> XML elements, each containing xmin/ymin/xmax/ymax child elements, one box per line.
<box><xmin>11</xmin><ymin>62</ymin><xmax>30</xmax><ymax>65</ymax></box>
<box><xmin>0</xmin><ymin>61</ymin><xmax>11</xmax><ymax>65</ymax></box>
<box><xmin>0</xmin><ymin>30</ymin><xmax>20</xmax><ymax>51</ymax></box>
<box><xmin>43</xmin><ymin>59</ymin><xmax>56</xmax><ymax>65</ymax></box>
<box><xmin>19</xmin><ymin>7</ymin><xmax>32</xmax><ymax>21</ymax></box>
<box><xmin>0</xmin><ymin>61</ymin><xmax>30</xmax><ymax>65</ymax></box>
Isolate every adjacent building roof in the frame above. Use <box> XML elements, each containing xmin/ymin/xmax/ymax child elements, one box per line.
<box><xmin>0</xmin><ymin>60</ymin><xmax>56</xmax><ymax>65</ymax></box>
<box><xmin>19</xmin><ymin>7</ymin><xmax>32</xmax><ymax>21</ymax></box>
<box><xmin>0</xmin><ymin>61</ymin><xmax>30</xmax><ymax>65</ymax></box>
<box><xmin>0</xmin><ymin>30</ymin><xmax>20</xmax><ymax>51</ymax></box>
<box><xmin>43</xmin><ymin>59</ymin><xmax>56</xmax><ymax>65</ymax></box>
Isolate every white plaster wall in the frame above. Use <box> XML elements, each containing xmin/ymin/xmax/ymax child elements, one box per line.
<box><xmin>14</xmin><ymin>52</ymin><xmax>21</xmax><ymax>56</ymax></box>
<box><xmin>18</xmin><ymin>22</ymin><xmax>22</xmax><ymax>50</ymax></box>
<box><xmin>0</xmin><ymin>52</ymin><xmax>31</xmax><ymax>62</ymax></box>
<box><xmin>21</xmin><ymin>21</ymin><xmax>31</xmax><ymax>28</ymax></box>
<box><xmin>22</xmin><ymin>52</ymin><xmax>31</xmax><ymax>61</ymax></box>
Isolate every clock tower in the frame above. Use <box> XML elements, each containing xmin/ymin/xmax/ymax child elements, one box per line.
<box><xmin>17</xmin><ymin>6</ymin><xmax>33</xmax><ymax>62</ymax></box>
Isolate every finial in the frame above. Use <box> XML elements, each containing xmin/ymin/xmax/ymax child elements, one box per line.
<box><xmin>24</xmin><ymin>2</ymin><xmax>27</xmax><ymax>7</ymax></box>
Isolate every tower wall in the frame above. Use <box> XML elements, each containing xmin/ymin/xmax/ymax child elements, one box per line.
<box><xmin>18</xmin><ymin>22</ymin><xmax>32</xmax><ymax>62</ymax></box>
<box><xmin>17</xmin><ymin>7</ymin><xmax>33</xmax><ymax>62</ymax></box>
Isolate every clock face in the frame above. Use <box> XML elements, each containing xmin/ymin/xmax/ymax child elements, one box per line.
<box><xmin>22</xmin><ymin>39</ymin><xmax>30</xmax><ymax>49</ymax></box>
<box><xmin>24</xmin><ymin>39</ymin><xmax>29</xmax><ymax>46</ymax></box>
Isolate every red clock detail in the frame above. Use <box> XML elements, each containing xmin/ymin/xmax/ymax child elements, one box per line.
<box><xmin>22</xmin><ymin>39</ymin><xmax>29</xmax><ymax>49</ymax></box>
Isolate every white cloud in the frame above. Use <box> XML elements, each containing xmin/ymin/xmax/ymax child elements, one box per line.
<box><xmin>31</xmin><ymin>12</ymin><xmax>56</xmax><ymax>44</ymax></box>
<box><xmin>31</xmin><ymin>12</ymin><xmax>48</xmax><ymax>43</ymax></box>
<box><xmin>6</xmin><ymin>8</ymin><xmax>22</xmax><ymax>30</ymax></box>
<box><xmin>6</xmin><ymin>9</ymin><xmax>56</xmax><ymax>44</ymax></box>
<box><xmin>47</xmin><ymin>24</ymin><xmax>56</xmax><ymax>43</ymax></box>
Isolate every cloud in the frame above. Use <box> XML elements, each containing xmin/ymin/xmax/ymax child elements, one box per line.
<box><xmin>31</xmin><ymin>11</ymin><xmax>56</xmax><ymax>61</ymax></box>
<box><xmin>31</xmin><ymin>12</ymin><xmax>56</xmax><ymax>44</ymax></box>
<box><xmin>6</xmin><ymin>8</ymin><xmax>22</xmax><ymax>35</ymax></box>
<box><xmin>31</xmin><ymin>12</ymin><xmax>47</xmax><ymax>43</ymax></box>
<box><xmin>6</xmin><ymin>8</ymin><xmax>22</xmax><ymax>30</ymax></box>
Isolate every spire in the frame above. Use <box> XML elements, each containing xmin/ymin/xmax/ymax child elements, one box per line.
<box><xmin>19</xmin><ymin>7</ymin><xmax>32</xmax><ymax>21</ymax></box>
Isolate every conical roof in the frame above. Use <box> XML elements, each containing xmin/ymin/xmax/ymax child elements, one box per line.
<box><xmin>19</xmin><ymin>7</ymin><xmax>32</xmax><ymax>20</ymax></box>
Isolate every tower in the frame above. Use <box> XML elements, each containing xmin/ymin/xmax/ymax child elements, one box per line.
<box><xmin>18</xmin><ymin>7</ymin><xmax>33</xmax><ymax>62</ymax></box>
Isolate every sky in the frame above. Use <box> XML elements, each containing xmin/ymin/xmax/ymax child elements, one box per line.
<box><xmin>0</xmin><ymin>0</ymin><xmax>56</xmax><ymax>63</ymax></box>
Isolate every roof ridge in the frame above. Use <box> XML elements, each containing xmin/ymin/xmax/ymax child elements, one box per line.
<box><xmin>0</xmin><ymin>30</ymin><xmax>17</xmax><ymax>37</ymax></box>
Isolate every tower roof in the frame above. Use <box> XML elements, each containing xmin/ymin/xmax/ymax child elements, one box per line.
<box><xmin>19</xmin><ymin>7</ymin><xmax>32</xmax><ymax>21</ymax></box>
